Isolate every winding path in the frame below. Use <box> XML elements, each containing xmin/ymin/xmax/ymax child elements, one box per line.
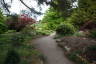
<box><xmin>32</xmin><ymin>35</ymin><xmax>74</xmax><ymax>64</ymax></box>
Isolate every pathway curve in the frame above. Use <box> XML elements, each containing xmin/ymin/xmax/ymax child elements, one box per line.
<box><xmin>32</xmin><ymin>35</ymin><xmax>74</xmax><ymax>64</ymax></box>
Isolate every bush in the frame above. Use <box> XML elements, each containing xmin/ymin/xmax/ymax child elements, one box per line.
<box><xmin>56</xmin><ymin>23</ymin><xmax>76</xmax><ymax>36</ymax></box>
<box><xmin>69</xmin><ymin>11</ymin><xmax>87</xmax><ymax>28</ymax></box>
<box><xmin>6</xmin><ymin>14</ymin><xmax>36</xmax><ymax>32</ymax></box>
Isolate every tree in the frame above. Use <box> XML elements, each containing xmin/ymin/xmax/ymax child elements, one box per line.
<box><xmin>39</xmin><ymin>8</ymin><xmax>65</xmax><ymax>30</ymax></box>
<box><xmin>0</xmin><ymin>0</ymin><xmax>76</xmax><ymax>16</ymax></box>
<box><xmin>78</xmin><ymin>0</ymin><xmax>96</xmax><ymax>19</ymax></box>
<box><xmin>50</xmin><ymin>0</ymin><xmax>72</xmax><ymax>18</ymax></box>
<box><xmin>0</xmin><ymin>0</ymin><xmax>48</xmax><ymax>14</ymax></box>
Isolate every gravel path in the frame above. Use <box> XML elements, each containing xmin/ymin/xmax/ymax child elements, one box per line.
<box><xmin>32</xmin><ymin>35</ymin><xmax>74</xmax><ymax>64</ymax></box>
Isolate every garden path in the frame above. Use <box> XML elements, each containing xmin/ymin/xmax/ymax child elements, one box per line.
<box><xmin>32</xmin><ymin>35</ymin><xmax>74</xmax><ymax>64</ymax></box>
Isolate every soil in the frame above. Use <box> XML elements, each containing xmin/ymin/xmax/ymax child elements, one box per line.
<box><xmin>56</xmin><ymin>36</ymin><xmax>96</xmax><ymax>52</ymax></box>
<box><xmin>56</xmin><ymin>36</ymin><xmax>96</xmax><ymax>63</ymax></box>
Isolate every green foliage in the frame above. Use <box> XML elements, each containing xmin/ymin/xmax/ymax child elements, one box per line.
<box><xmin>5</xmin><ymin>30</ymin><xmax>16</xmax><ymax>33</ymax></box>
<box><xmin>62</xmin><ymin>0</ymin><xmax>96</xmax><ymax>29</ymax></box>
<box><xmin>78</xmin><ymin>0</ymin><xmax>96</xmax><ymax>19</ymax></box>
<box><xmin>37</xmin><ymin>8</ymin><xmax>65</xmax><ymax>35</ymax></box>
<box><xmin>4</xmin><ymin>49</ymin><xmax>20</xmax><ymax>64</ymax></box>
<box><xmin>89</xmin><ymin>30</ymin><xmax>96</xmax><ymax>38</ymax></box>
<box><xmin>11</xmin><ymin>33</ymin><xmax>25</xmax><ymax>47</ymax></box>
<box><xmin>84</xmin><ymin>45</ymin><xmax>96</xmax><ymax>63</ymax></box>
<box><xmin>67</xmin><ymin>11</ymin><xmax>86</xmax><ymax>28</ymax></box>
<box><xmin>73</xmin><ymin>31</ymin><xmax>85</xmax><ymax>37</ymax></box>
<box><xmin>41</xmin><ymin>8</ymin><xmax>64</xmax><ymax>30</ymax></box>
<box><xmin>0</xmin><ymin>9</ymin><xmax>7</xmax><ymax>34</ymax></box>
<box><xmin>50</xmin><ymin>0</ymin><xmax>73</xmax><ymax>18</ymax></box>
<box><xmin>18</xmin><ymin>45</ymin><xmax>42</xmax><ymax>64</ymax></box>
<box><xmin>21</xmin><ymin>26</ymin><xmax>36</xmax><ymax>37</ymax></box>
<box><xmin>68</xmin><ymin>50</ymin><xmax>82</xmax><ymax>61</ymax></box>
<box><xmin>86</xmin><ymin>45</ymin><xmax>96</xmax><ymax>51</ymax></box>
<box><xmin>0</xmin><ymin>27</ymin><xmax>42</xmax><ymax>64</ymax></box>
<box><xmin>68</xmin><ymin>50</ymin><xmax>89</xmax><ymax>64</ymax></box>
<box><xmin>56</xmin><ymin>23</ymin><xmax>76</xmax><ymax>36</ymax></box>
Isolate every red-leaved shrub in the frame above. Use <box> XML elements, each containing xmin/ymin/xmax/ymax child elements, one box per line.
<box><xmin>6</xmin><ymin>14</ymin><xmax>36</xmax><ymax>31</ymax></box>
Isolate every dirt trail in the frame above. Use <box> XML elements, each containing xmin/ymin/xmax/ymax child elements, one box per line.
<box><xmin>32</xmin><ymin>35</ymin><xmax>74</xmax><ymax>64</ymax></box>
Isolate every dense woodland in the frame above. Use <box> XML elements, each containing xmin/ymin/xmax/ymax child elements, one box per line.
<box><xmin>0</xmin><ymin>0</ymin><xmax>96</xmax><ymax>64</ymax></box>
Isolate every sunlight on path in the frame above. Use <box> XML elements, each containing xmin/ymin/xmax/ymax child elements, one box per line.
<box><xmin>50</xmin><ymin>32</ymin><xmax>56</xmax><ymax>36</ymax></box>
<box><xmin>32</xmin><ymin>35</ymin><xmax>74</xmax><ymax>64</ymax></box>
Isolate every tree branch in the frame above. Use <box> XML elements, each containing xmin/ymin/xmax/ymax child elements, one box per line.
<box><xmin>19</xmin><ymin>0</ymin><xmax>41</xmax><ymax>15</ymax></box>
<box><xmin>2</xmin><ymin>0</ymin><xmax>10</xmax><ymax>13</ymax></box>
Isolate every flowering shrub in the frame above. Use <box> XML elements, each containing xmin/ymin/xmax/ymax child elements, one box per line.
<box><xmin>6</xmin><ymin>14</ymin><xmax>36</xmax><ymax>31</ymax></box>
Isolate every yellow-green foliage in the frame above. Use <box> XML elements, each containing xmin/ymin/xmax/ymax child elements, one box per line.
<box><xmin>41</xmin><ymin>8</ymin><xmax>65</xmax><ymax>30</ymax></box>
<box><xmin>56</xmin><ymin>23</ymin><xmax>76</xmax><ymax>36</ymax></box>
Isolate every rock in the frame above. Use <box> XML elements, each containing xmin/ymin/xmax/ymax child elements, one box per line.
<box><xmin>56</xmin><ymin>36</ymin><xmax>96</xmax><ymax>52</ymax></box>
<box><xmin>56</xmin><ymin>39</ymin><xmax>62</xmax><ymax>42</ymax></box>
<box><xmin>65</xmin><ymin>46</ymin><xmax>71</xmax><ymax>52</ymax></box>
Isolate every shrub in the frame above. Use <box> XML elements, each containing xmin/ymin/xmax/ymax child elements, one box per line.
<box><xmin>21</xmin><ymin>25</ymin><xmax>36</xmax><ymax>36</ymax></box>
<box><xmin>69</xmin><ymin>11</ymin><xmax>87</xmax><ymax>28</ymax></box>
<box><xmin>6</xmin><ymin>14</ymin><xmax>36</xmax><ymax>32</ymax></box>
<box><xmin>56</xmin><ymin>23</ymin><xmax>76</xmax><ymax>36</ymax></box>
